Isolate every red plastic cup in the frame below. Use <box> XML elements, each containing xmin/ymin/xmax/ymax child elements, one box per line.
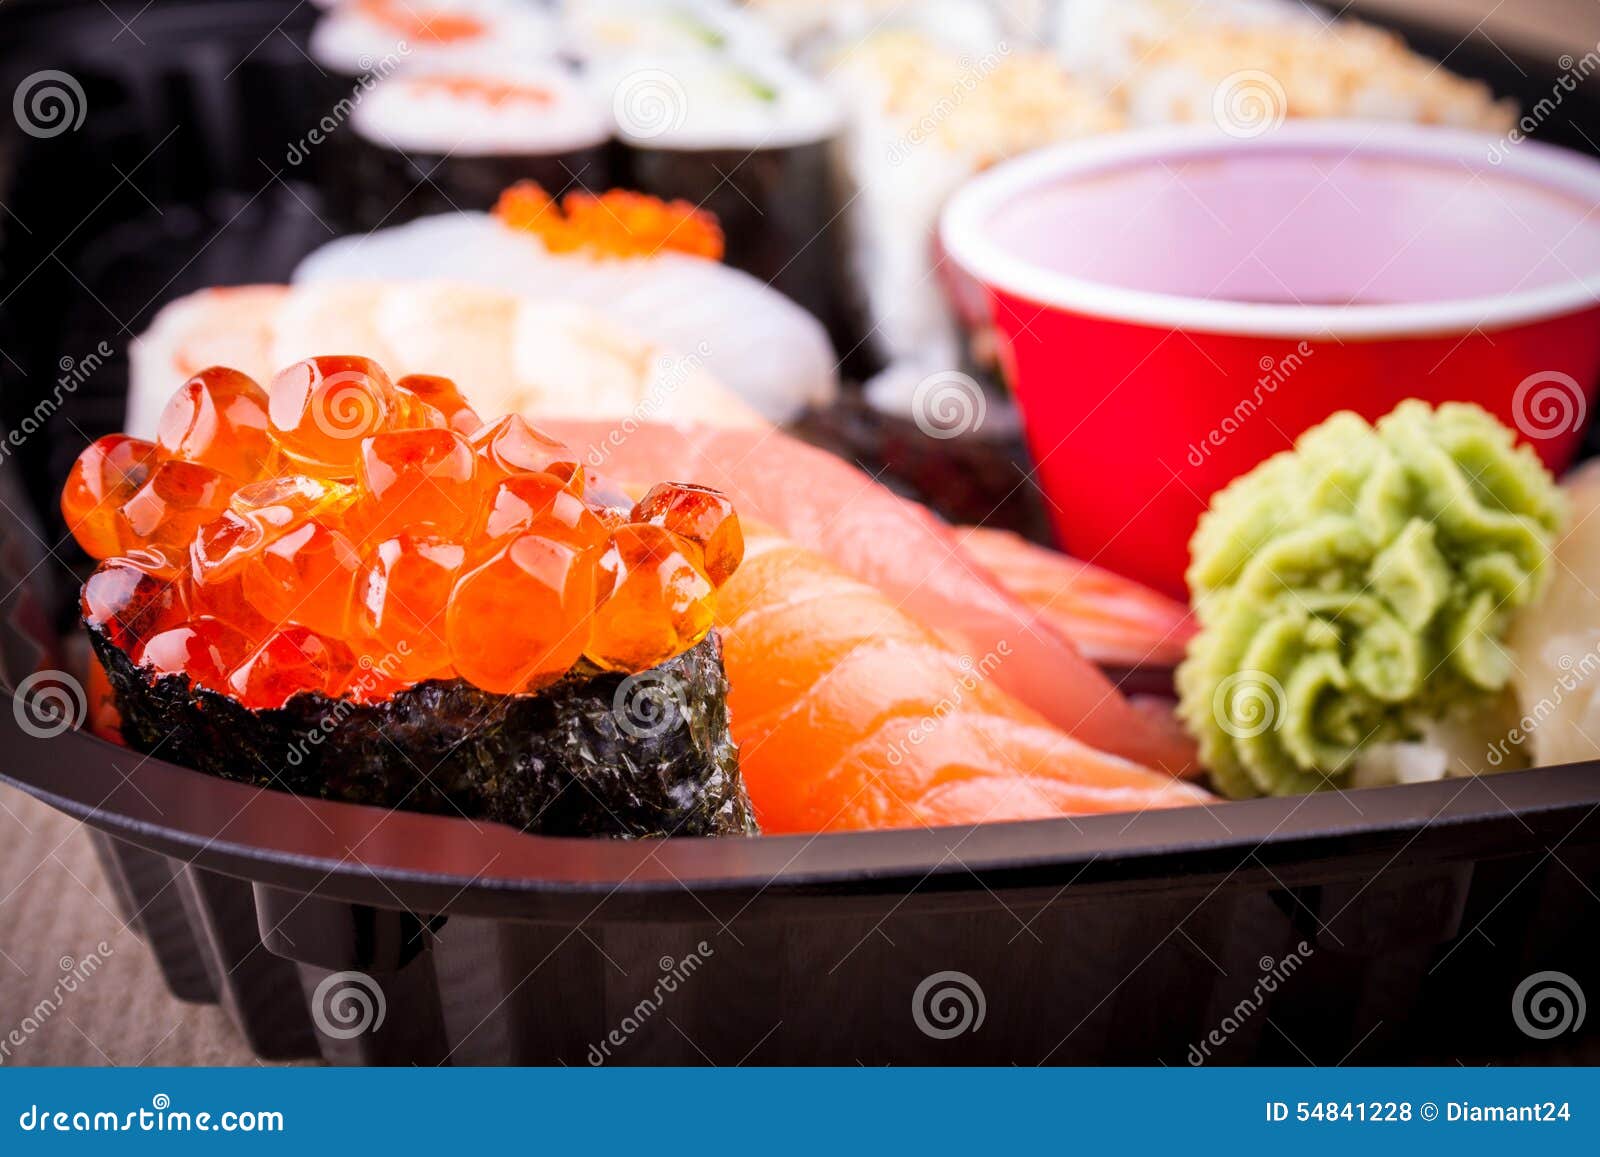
<box><xmin>942</xmin><ymin>123</ymin><xmax>1600</xmax><ymax>598</ymax></box>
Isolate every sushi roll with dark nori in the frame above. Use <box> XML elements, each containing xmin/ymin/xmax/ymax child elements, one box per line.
<box><xmin>564</xmin><ymin>0</ymin><xmax>778</xmax><ymax>62</ymax></box>
<box><xmin>596</xmin><ymin>50</ymin><xmax>853</xmax><ymax>346</ymax></box>
<box><xmin>300</xmin><ymin>1</ymin><xmax>564</xmax><ymax>198</ymax></box>
<box><xmin>336</xmin><ymin>59</ymin><xmax>614</xmax><ymax>231</ymax></box>
<box><xmin>60</xmin><ymin>356</ymin><xmax>758</xmax><ymax>837</ymax></box>
<box><xmin>309</xmin><ymin>0</ymin><xmax>558</xmax><ymax>83</ymax></box>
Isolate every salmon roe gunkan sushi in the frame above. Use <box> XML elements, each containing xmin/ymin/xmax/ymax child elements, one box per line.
<box><xmin>62</xmin><ymin>357</ymin><xmax>745</xmax><ymax>709</ymax></box>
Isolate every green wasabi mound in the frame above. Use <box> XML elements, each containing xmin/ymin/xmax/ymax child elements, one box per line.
<box><xmin>1177</xmin><ymin>401</ymin><xmax>1565</xmax><ymax>799</ymax></box>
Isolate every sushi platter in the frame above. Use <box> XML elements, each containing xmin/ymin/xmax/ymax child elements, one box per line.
<box><xmin>1</xmin><ymin>0</ymin><xmax>1599</xmax><ymax>1066</ymax></box>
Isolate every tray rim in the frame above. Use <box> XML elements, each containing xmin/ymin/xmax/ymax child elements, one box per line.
<box><xmin>4</xmin><ymin>688</ymin><xmax>1597</xmax><ymax>919</ymax></box>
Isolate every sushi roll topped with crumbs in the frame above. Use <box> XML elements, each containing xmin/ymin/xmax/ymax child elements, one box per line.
<box><xmin>336</xmin><ymin>59</ymin><xmax>615</xmax><ymax>229</ymax></box>
<box><xmin>294</xmin><ymin>184</ymin><xmax>838</xmax><ymax>423</ymax></box>
<box><xmin>66</xmin><ymin>357</ymin><xmax>757</xmax><ymax>837</ymax></box>
<box><xmin>1054</xmin><ymin>0</ymin><xmax>1515</xmax><ymax>131</ymax></box>
<box><xmin>828</xmin><ymin>30</ymin><xmax>1121</xmax><ymax>384</ymax></box>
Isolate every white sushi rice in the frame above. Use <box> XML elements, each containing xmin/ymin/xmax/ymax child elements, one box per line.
<box><xmin>593</xmin><ymin>49</ymin><xmax>840</xmax><ymax>150</ymax></box>
<box><xmin>292</xmin><ymin>212</ymin><xmax>839</xmax><ymax>423</ymax></box>
<box><xmin>349</xmin><ymin>60</ymin><xmax>612</xmax><ymax>157</ymax></box>
<box><xmin>310</xmin><ymin>0</ymin><xmax>560</xmax><ymax>75</ymax></box>
<box><xmin>126</xmin><ymin>281</ymin><xmax>764</xmax><ymax>440</ymax></box>
<box><xmin>564</xmin><ymin>0</ymin><xmax>779</xmax><ymax>63</ymax></box>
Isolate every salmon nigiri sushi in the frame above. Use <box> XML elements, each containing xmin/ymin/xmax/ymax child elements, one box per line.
<box><xmin>541</xmin><ymin>418</ymin><xmax>1199</xmax><ymax>776</ymax></box>
<box><xmin>717</xmin><ymin>525</ymin><xmax>1213</xmax><ymax>833</ymax></box>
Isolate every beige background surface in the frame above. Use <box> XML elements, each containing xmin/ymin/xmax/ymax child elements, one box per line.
<box><xmin>0</xmin><ymin>784</ymin><xmax>263</xmax><ymax>1066</ymax></box>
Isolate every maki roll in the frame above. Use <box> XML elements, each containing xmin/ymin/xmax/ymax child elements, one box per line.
<box><xmin>62</xmin><ymin>357</ymin><xmax>757</xmax><ymax>837</ymax></box>
<box><xmin>308</xmin><ymin>0</ymin><xmax>558</xmax><ymax>82</ymax></box>
<box><xmin>1053</xmin><ymin>0</ymin><xmax>1516</xmax><ymax>130</ymax></box>
<box><xmin>293</xmin><ymin>184</ymin><xmax>837</xmax><ymax>423</ymax></box>
<box><xmin>300</xmin><ymin>1</ymin><xmax>564</xmax><ymax>203</ymax></box>
<box><xmin>828</xmin><ymin>30</ymin><xmax>1121</xmax><ymax>382</ymax></box>
<box><xmin>564</xmin><ymin>0</ymin><xmax>778</xmax><ymax>61</ymax></box>
<box><xmin>337</xmin><ymin>60</ymin><xmax>615</xmax><ymax>231</ymax></box>
<box><xmin>594</xmin><ymin>50</ymin><xmax>852</xmax><ymax>347</ymax></box>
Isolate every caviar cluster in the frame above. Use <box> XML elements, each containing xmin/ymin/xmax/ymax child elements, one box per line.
<box><xmin>63</xmin><ymin>356</ymin><xmax>743</xmax><ymax>709</ymax></box>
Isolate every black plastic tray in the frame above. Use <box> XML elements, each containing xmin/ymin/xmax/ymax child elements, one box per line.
<box><xmin>1</xmin><ymin>0</ymin><xmax>1598</xmax><ymax>1066</ymax></box>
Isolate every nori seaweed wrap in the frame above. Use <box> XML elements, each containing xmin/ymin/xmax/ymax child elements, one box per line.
<box><xmin>93</xmin><ymin>626</ymin><xmax>755</xmax><ymax>837</ymax></box>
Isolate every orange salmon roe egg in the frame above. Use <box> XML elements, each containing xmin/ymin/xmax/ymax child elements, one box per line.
<box><xmin>137</xmin><ymin>617</ymin><xmax>252</xmax><ymax>691</ymax></box>
<box><xmin>268</xmin><ymin>356</ymin><xmax>395</xmax><ymax>475</ymax></box>
<box><xmin>469</xmin><ymin>414</ymin><xmax>583</xmax><ymax>490</ymax></box>
<box><xmin>446</xmin><ymin>535</ymin><xmax>600</xmax><ymax>694</ymax></box>
<box><xmin>478</xmin><ymin>473</ymin><xmax>606</xmax><ymax>551</ymax></box>
<box><xmin>359</xmin><ymin>534</ymin><xmax>464</xmax><ymax>685</ymax></box>
<box><xmin>583</xmin><ymin>471</ymin><xmax>636</xmax><ymax>529</ymax></box>
<box><xmin>494</xmin><ymin>182</ymin><xmax>725</xmax><ymax>261</ymax></box>
<box><xmin>585</xmin><ymin>524</ymin><xmax>715</xmax><ymax>672</ymax></box>
<box><xmin>73</xmin><ymin>355</ymin><xmax>744</xmax><ymax>703</ymax></box>
<box><xmin>240</xmin><ymin>520</ymin><xmax>363</xmax><ymax>638</ymax></box>
<box><xmin>156</xmin><ymin>366</ymin><xmax>273</xmax><ymax>481</ymax></box>
<box><xmin>632</xmin><ymin>482</ymin><xmax>744</xmax><ymax>585</ymax></box>
<box><xmin>396</xmin><ymin>374</ymin><xmax>482</xmax><ymax>435</ymax></box>
<box><xmin>81</xmin><ymin>557</ymin><xmax>187</xmax><ymax>651</ymax></box>
<box><xmin>358</xmin><ymin>429</ymin><xmax>477</xmax><ymax>540</ymax></box>
<box><xmin>116</xmin><ymin>460</ymin><xmax>230</xmax><ymax>560</ymax></box>
<box><xmin>61</xmin><ymin>435</ymin><xmax>162</xmax><ymax>559</ymax></box>
<box><xmin>228</xmin><ymin>626</ymin><xmax>355</xmax><ymax>709</ymax></box>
